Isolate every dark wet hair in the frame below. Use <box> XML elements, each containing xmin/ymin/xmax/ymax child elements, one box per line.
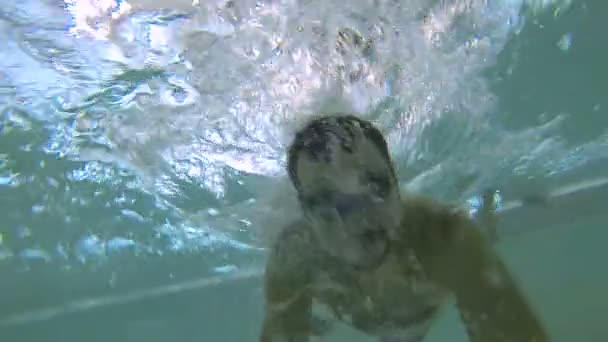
<box><xmin>287</xmin><ymin>114</ymin><xmax>393</xmax><ymax>191</ymax></box>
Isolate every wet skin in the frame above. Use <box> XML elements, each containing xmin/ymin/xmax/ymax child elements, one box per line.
<box><xmin>260</xmin><ymin>115</ymin><xmax>549</xmax><ymax>342</ymax></box>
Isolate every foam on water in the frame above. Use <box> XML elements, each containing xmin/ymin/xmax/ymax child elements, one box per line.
<box><xmin>0</xmin><ymin>0</ymin><xmax>591</xmax><ymax>270</ymax></box>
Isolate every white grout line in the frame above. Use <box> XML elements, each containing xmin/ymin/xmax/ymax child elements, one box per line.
<box><xmin>499</xmin><ymin>176</ymin><xmax>608</xmax><ymax>212</ymax></box>
<box><xmin>0</xmin><ymin>268</ymin><xmax>263</xmax><ymax>327</ymax></box>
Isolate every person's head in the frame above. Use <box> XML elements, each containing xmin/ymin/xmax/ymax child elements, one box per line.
<box><xmin>287</xmin><ymin>114</ymin><xmax>401</xmax><ymax>269</ymax></box>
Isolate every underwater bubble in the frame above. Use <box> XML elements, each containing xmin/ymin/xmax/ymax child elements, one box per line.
<box><xmin>557</xmin><ymin>32</ymin><xmax>573</xmax><ymax>51</ymax></box>
<box><xmin>121</xmin><ymin>209</ymin><xmax>145</xmax><ymax>222</ymax></box>
<box><xmin>0</xmin><ymin>174</ymin><xmax>20</xmax><ymax>187</ymax></box>
<box><xmin>75</xmin><ymin>234</ymin><xmax>106</xmax><ymax>263</ymax></box>
<box><xmin>214</xmin><ymin>264</ymin><xmax>238</xmax><ymax>274</ymax></box>
<box><xmin>19</xmin><ymin>248</ymin><xmax>51</xmax><ymax>263</ymax></box>
<box><xmin>107</xmin><ymin>237</ymin><xmax>136</xmax><ymax>253</ymax></box>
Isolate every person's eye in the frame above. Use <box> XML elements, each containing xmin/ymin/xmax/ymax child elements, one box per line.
<box><xmin>303</xmin><ymin>196</ymin><xmax>320</xmax><ymax>208</ymax></box>
<box><xmin>365</xmin><ymin>173</ymin><xmax>390</xmax><ymax>196</ymax></box>
<box><xmin>360</xmin><ymin>229</ymin><xmax>385</xmax><ymax>243</ymax></box>
<box><xmin>303</xmin><ymin>190</ymin><xmax>332</xmax><ymax>208</ymax></box>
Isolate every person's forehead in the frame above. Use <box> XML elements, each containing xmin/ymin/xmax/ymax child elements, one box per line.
<box><xmin>296</xmin><ymin>137</ymin><xmax>388</xmax><ymax>185</ymax></box>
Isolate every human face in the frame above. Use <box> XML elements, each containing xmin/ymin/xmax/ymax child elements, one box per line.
<box><xmin>294</xmin><ymin>126</ymin><xmax>402</xmax><ymax>269</ymax></box>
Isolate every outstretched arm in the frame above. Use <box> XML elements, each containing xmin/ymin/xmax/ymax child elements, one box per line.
<box><xmin>260</xmin><ymin>227</ymin><xmax>314</xmax><ymax>342</ymax></box>
<box><xmin>261</xmin><ymin>287</ymin><xmax>311</xmax><ymax>342</ymax></box>
<box><xmin>406</xmin><ymin>198</ymin><xmax>549</xmax><ymax>342</ymax></box>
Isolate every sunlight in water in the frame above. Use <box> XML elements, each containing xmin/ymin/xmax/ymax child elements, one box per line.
<box><xmin>0</xmin><ymin>0</ymin><xmax>590</xmax><ymax>275</ymax></box>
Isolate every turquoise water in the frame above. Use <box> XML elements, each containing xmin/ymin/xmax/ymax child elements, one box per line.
<box><xmin>1</xmin><ymin>0</ymin><xmax>607</xmax><ymax>341</ymax></box>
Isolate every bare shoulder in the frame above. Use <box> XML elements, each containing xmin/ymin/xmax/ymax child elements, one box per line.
<box><xmin>397</xmin><ymin>193</ymin><xmax>495</xmax><ymax>284</ymax></box>
<box><xmin>398</xmin><ymin>195</ymin><xmax>549</xmax><ymax>341</ymax></box>
<box><xmin>398</xmin><ymin>194</ymin><xmax>476</xmax><ymax>254</ymax></box>
<box><xmin>268</xmin><ymin>220</ymin><xmax>316</xmax><ymax>270</ymax></box>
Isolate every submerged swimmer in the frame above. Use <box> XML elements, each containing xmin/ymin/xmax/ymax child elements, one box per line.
<box><xmin>260</xmin><ymin>114</ymin><xmax>548</xmax><ymax>342</ymax></box>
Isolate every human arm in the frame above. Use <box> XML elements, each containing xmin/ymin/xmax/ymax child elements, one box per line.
<box><xmin>260</xmin><ymin>227</ymin><xmax>314</xmax><ymax>342</ymax></box>
<box><xmin>405</xmin><ymin>198</ymin><xmax>549</xmax><ymax>342</ymax></box>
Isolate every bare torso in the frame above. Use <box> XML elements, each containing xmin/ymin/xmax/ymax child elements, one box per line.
<box><xmin>297</xmin><ymin>225</ymin><xmax>450</xmax><ymax>340</ymax></box>
<box><xmin>264</xmin><ymin>194</ymin><xmax>549</xmax><ymax>342</ymax></box>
